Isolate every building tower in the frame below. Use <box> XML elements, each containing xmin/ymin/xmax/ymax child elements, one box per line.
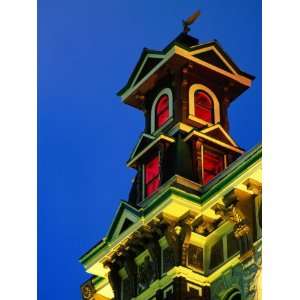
<box><xmin>80</xmin><ymin>26</ymin><xmax>262</xmax><ymax>300</ymax></box>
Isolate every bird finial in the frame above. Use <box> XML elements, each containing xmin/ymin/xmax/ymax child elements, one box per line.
<box><xmin>182</xmin><ymin>10</ymin><xmax>201</xmax><ymax>34</ymax></box>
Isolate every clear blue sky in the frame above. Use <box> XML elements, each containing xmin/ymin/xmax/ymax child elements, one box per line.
<box><xmin>38</xmin><ymin>1</ymin><xmax>261</xmax><ymax>299</ymax></box>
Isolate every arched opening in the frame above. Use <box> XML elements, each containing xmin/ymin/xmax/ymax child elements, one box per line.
<box><xmin>150</xmin><ymin>88</ymin><xmax>173</xmax><ymax>133</ymax></box>
<box><xmin>155</xmin><ymin>94</ymin><xmax>169</xmax><ymax>129</ymax></box>
<box><xmin>194</xmin><ymin>90</ymin><xmax>214</xmax><ymax>123</ymax></box>
<box><xmin>224</xmin><ymin>289</ymin><xmax>242</xmax><ymax>300</ymax></box>
<box><xmin>188</xmin><ymin>83</ymin><xmax>220</xmax><ymax>125</ymax></box>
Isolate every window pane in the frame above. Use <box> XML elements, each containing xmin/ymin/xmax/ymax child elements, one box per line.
<box><xmin>156</xmin><ymin>94</ymin><xmax>169</xmax><ymax>128</ymax></box>
<box><xmin>194</xmin><ymin>90</ymin><xmax>213</xmax><ymax>123</ymax></box>
<box><xmin>145</xmin><ymin>155</ymin><xmax>160</xmax><ymax>197</ymax></box>
<box><xmin>157</xmin><ymin>109</ymin><xmax>169</xmax><ymax>128</ymax></box>
<box><xmin>146</xmin><ymin>177</ymin><xmax>160</xmax><ymax>197</ymax></box>
<box><xmin>156</xmin><ymin>95</ymin><xmax>169</xmax><ymax>114</ymax></box>
<box><xmin>145</xmin><ymin>156</ymin><xmax>159</xmax><ymax>184</ymax></box>
<box><xmin>203</xmin><ymin>150</ymin><xmax>224</xmax><ymax>184</ymax></box>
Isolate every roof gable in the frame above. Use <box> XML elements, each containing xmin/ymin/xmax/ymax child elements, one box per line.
<box><xmin>117</xmin><ymin>38</ymin><xmax>254</xmax><ymax>105</ymax></box>
<box><xmin>119</xmin><ymin>49</ymin><xmax>164</xmax><ymax>96</ymax></box>
<box><xmin>133</xmin><ymin>56</ymin><xmax>163</xmax><ymax>87</ymax></box>
<box><xmin>106</xmin><ymin>201</ymin><xmax>140</xmax><ymax>242</ymax></box>
<box><xmin>129</xmin><ymin>133</ymin><xmax>155</xmax><ymax>161</ymax></box>
<box><xmin>201</xmin><ymin>124</ymin><xmax>238</xmax><ymax>147</ymax></box>
<box><xmin>189</xmin><ymin>41</ymin><xmax>255</xmax><ymax>79</ymax></box>
<box><xmin>193</xmin><ymin>49</ymin><xmax>233</xmax><ymax>73</ymax></box>
<box><xmin>127</xmin><ymin>134</ymin><xmax>175</xmax><ymax>168</ymax></box>
<box><xmin>190</xmin><ymin>44</ymin><xmax>238</xmax><ymax>75</ymax></box>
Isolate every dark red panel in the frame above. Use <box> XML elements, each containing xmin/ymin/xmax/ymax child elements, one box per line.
<box><xmin>203</xmin><ymin>149</ymin><xmax>224</xmax><ymax>184</ymax></box>
<box><xmin>156</xmin><ymin>94</ymin><xmax>169</xmax><ymax>129</ymax></box>
<box><xmin>145</xmin><ymin>155</ymin><xmax>160</xmax><ymax>197</ymax></box>
<box><xmin>146</xmin><ymin>177</ymin><xmax>160</xmax><ymax>197</ymax></box>
<box><xmin>194</xmin><ymin>90</ymin><xmax>213</xmax><ymax>123</ymax></box>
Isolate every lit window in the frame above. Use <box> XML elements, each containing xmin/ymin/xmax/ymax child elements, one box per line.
<box><xmin>145</xmin><ymin>155</ymin><xmax>160</xmax><ymax>197</ymax></box>
<box><xmin>155</xmin><ymin>94</ymin><xmax>169</xmax><ymax>129</ymax></box>
<box><xmin>194</xmin><ymin>90</ymin><xmax>213</xmax><ymax>123</ymax></box>
<box><xmin>203</xmin><ymin>149</ymin><xmax>224</xmax><ymax>184</ymax></box>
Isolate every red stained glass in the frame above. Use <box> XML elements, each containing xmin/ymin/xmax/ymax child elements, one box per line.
<box><xmin>194</xmin><ymin>91</ymin><xmax>213</xmax><ymax>123</ymax></box>
<box><xmin>203</xmin><ymin>150</ymin><xmax>224</xmax><ymax>184</ymax></box>
<box><xmin>145</xmin><ymin>156</ymin><xmax>160</xmax><ymax>197</ymax></box>
<box><xmin>146</xmin><ymin>177</ymin><xmax>160</xmax><ymax>197</ymax></box>
<box><xmin>156</xmin><ymin>95</ymin><xmax>169</xmax><ymax>129</ymax></box>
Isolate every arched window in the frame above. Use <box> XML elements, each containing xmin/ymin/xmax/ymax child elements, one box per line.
<box><xmin>155</xmin><ymin>94</ymin><xmax>169</xmax><ymax>129</ymax></box>
<box><xmin>151</xmin><ymin>88</ymin><xmax>173</xmax><ymax>133</ymax></box>
<box><xmin>188</xmin><ymin>84</ymin><xmax>220</xmax><ymax>125</ymax></box>
<box><xmin>194</xmin><ymin>90</ymin><xmax>214</xmax><ymax>123</ymax></box>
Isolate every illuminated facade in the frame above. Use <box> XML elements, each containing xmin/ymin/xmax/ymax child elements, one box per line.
<box><xmin>80</xmin><ymin>32</ymin><xmax>262</xmax><ymax>300</ymax></box>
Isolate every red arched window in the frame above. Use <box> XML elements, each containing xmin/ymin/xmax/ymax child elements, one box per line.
<box><xmin>155</xmin><ymin>94</ymin><xmax>169</xmax><ymax>129</ymax></box>
<box><xmin>145</xmin><ymin>155</ymin><xmax>160</xmax><ymax>197</ymax></box>
<box><xmin>194</xmin><ymin>90</ymin><xmax>213</xmax><ymax>123</ymax></box>
<box><xmin>203</xmin><ymin>149</ymin><xmax>224</xmax><ymax>184</ymax></box>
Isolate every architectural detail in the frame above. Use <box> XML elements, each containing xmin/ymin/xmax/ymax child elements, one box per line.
<box><xmin>188</xmin><ymin>83</ymin><xmax>220</xmax><ymax>126</ymax></box>
<box><xmin>81</xmin><ymin>279</ymin><xmax>95</xmax><ymax>300</ymax></box>
<box><xmin>80</xmin><ymin>28</ymin><xmax>261</xmax><ymax>300</ymax></box>
<box><xmin>151</xmin><ymin>88</ymin><xmax>174</xmax><ymax>134</ymax></box>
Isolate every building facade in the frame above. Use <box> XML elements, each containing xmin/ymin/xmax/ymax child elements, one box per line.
<box><xmin>80</xmin><ymin>32</ymin><xmax>262</xmax><ymax>300</ymax></box>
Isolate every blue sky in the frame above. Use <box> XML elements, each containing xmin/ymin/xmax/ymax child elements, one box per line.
<box><xmin>38</xmin><ymin>1</ymin><xmax>261</xmax><ymax>299</ymax></box>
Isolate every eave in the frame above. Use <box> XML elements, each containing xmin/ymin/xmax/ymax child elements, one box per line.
<box><xmin>127</xmin><ymin>134</ymin><xmax>175</xmax><ymax>168</ymax></box>
<box><xmin>117</xmin><ymin>41</ymin><xmax>254</xmax><ymax>109</ymax></box>
<box><xmin>79</xmin><ymin>144</ymin><xmax>261</xmax><ymax>275</ymax></box>
<box><xmin>184</xmin><ymin>130</ymin><xmax>244</xmax><ymax>154</ymax></box>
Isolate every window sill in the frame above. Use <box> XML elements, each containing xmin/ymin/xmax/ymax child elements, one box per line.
<box><xmin>150</xmin><ymin>117</ymin><xmax>174</xmax><ymax>137</ymax></box>
<box><xmin>188</xmin><ymin>114</ymin><xmax>213</xmax><ymax>127</ymax></box>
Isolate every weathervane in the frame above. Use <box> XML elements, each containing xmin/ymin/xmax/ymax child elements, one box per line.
<box><xmin>182</xmin><ymin>10</ymin><xmax>201</xmax><ymax>34</ymax></box>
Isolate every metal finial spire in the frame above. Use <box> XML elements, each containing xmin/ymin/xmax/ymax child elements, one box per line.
<box><xmin>182</xmin><ymin>10</ymin><xmax>201</xmax><ymax>34</ymax></box>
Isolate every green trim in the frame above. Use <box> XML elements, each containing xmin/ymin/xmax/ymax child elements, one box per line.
<box><xmin>106</xmin><ymin>201</ymin><xmax>141</xmax><ymax>241</ymax></box>
<box><xmin>127</xmin><ymin>134</ymin><xmax>175</xmax><ymax>167</ymax></box>
<box><xmin>79</xmin><ymin>201</ymin><xmax>141</xmax><ymax>264</ymax></box>
<box><xmin>117</xmin><ymin>39</ymin><xmax>254</xmax><ymax>97</ymax></box>
<box><xmin>200</xmin><ymin>144</ymin><xmax>261</xmax><ymax>204</ymax></box>
<box><xmin>117</xmin><ymin>48</ymin><xmax>163</xmax><ymax>96</ymax></box>
<box><xmin>92</xmin><ymin>276</ymin><xmax>105</xmax><ymax>286</ymax></box>
<box><xmin>143</xmin><ymin>186</ymin><xmax>201</xmax><ymax>215</ymax></box>
<box><xmin>129</xmin><ymin>133</ymin><xmax>155</xmax><ymax>160</ymax></box>
<box><xmin>80</xmin><ymin>144</ymin><xmax>261</xmax><ymax>267</ymax></box>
